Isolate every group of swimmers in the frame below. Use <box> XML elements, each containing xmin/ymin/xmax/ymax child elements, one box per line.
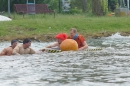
<box><xmin>0</xmin><ymin>28</ymin><xmax>88</xmax><ymax>56</ymax></box>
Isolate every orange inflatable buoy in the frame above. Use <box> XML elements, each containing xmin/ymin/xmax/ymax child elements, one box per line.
<box><xmin>60</xmin><ymin>39</ymin><xmax>78</xmax><ymax>51</ymax></box>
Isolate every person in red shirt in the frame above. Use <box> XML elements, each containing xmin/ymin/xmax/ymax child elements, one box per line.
<box><xmin>68</xmin><ymin>28</ymin><xmax>88</xmax><ymax>50</ymax></box>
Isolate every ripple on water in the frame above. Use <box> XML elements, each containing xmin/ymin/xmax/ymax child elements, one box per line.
<box><xmin>0</xmin><ymin>36</ymin><xmax>130</xmax><ymax>86</ymax></box>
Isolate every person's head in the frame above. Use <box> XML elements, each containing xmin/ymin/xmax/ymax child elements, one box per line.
<box><xmin>11</xmin><ymin>40</ymin><xmax>17</xmax><ymax>48</ymax></box>
<box><xmin>23</xmin><ymin>38</ymin><xmax>31</xmax><ymax>49</ymax></box>
<box><xmin>55</xmin><ymin>33</ymin><xmax>67</xmax><ymax>44</ymax></box>
<box><xmin>70</xmin><ymin>28</ymin><xmax>77</xmax><ymax>37</ymax></box>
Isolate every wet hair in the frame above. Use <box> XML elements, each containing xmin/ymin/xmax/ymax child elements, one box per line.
<box><xmin>70</xmin><ymin>28</ymin><xmax>77</xmax><ymax>33</ymax></box>
<box><xmin>23</xmin><ymin>38</ymin><xmax>31</xmax><ymax>44</ymax></box>
<box><xmin>11</xmin><ymin>40</ymin><xmax>17</xmax><ymax>45</ymax></box>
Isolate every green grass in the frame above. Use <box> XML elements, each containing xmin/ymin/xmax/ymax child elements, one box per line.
<box><xmin>0</xmin><ymin>13</ymin><xmax>130</xmax><ymax>40</ymax></box>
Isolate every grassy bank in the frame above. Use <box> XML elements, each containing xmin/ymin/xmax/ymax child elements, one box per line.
<box><xmin>0</xmin><ymin>14</ymin><xmax>130</xmax><ymax>41</ymax></box>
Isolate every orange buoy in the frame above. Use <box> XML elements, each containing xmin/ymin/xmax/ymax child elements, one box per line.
<box><xmin>60</xmin><ymin>39</ymin><xmax>78</xmax><ymax>51</ymax></box>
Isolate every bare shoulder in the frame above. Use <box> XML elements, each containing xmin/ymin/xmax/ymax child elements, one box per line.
<box><xmin>4</xmin><ymin>46</ymin><xmax>13</xmax><ymax>51</ymax></box>
<box><xmin>14</xmin><ymin>44</ymin><xmax>23</xmax><ymax>48</ymax></box>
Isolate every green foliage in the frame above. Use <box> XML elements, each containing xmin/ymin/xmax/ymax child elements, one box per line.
<box><xmin>0</xmin><ymin>0</ymin><xmax>7</xmax><ymax>11</ymax></box>
<box><xmin>0</xmin><ymin>0</ymin><xmax>88</xmax><ymax>13</ymax></box>
<box><xmin>0</xmin><ymin>0</ymin><xmax>122</xmax><ymax>16</ymax></box>
<box><xmin>0</xmin><ymin>0</ymin><xmax>59</xmax><ymax>12</ymax></box>
<box><xmin>86</xmin><ymin>0</ymin><xmax>92</xmax><ymax>12</ymax></box>
<box><xmin>100</xmin><ymin>0</ymin><xmax>108</xmax><ymax>15</ymax></box>
<box><xmin>70</xmin><ymin>9</ymin><xmax>82</xmax><ymax>14</ymax></box>
<box><xmin>41</xmin><ymin>0</ymin><xmax>59</xmax><ymax>10</ymax></box>
<box><xmin>61</xmin><ymin>8</ymin><xmax>82</xmax><ymax>14</ymax></box>
<box><xmin>71</xmin><ymin>0</ymin><xmax>82</xmax><ymax>10</ymax></box>
<box><xmin>108</xmin><ymin>0</ymin><xmax>119</xmax><ymax>12</ymax></box>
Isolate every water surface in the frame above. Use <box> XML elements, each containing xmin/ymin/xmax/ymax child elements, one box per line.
<box><xmin>0</xmin><ymin>33</ymin><xmax>130</xmax><ymax>86</ymax></box>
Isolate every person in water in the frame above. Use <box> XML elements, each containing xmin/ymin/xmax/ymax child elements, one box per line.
<box><xmin>0</xmin><ymin>40</ymin><xmax>17</xmax><ymax>56</ymax></box>
<box><xmin>12</xmin><ymin>38</ymin><xmax>35</xmax><ymax>55</ymax></box>
<box><xmin>46</xmin><ymin>33</ymin><xmax>67</xmax><ymax>49</ymax></box>
<box><xmin>68</xmin><ymin>28</ymin><xmax>88</xmax><ymax>50</ymax></box>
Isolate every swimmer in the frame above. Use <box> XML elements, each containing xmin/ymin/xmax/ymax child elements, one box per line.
<box><xmin>12</xmin><ymin>38</ymin><xmax>35</xmax><ymax>55</ymax></box>
<box><xmin>0</xmin><ymin>40</ymin><xmax>17</xmax><ymax>56</ymax></box>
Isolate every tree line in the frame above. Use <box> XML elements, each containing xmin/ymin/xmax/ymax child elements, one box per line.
<box><xmin>0</xmin><ymin>0</ymin><xmax>59</xmax><ymax>12</ymax></box>
<box><xmin>0</xmin><ymin>0</ymin><xmax>120</xmax><ymax>16</ymax></box>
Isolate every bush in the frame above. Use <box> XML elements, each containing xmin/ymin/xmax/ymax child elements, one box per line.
<box><xmin>61</xmin><ymin>9</ymin><xmax>81</xmax><ymax>14</ymax></box>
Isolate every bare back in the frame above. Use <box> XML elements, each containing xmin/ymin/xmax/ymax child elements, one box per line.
<box><xmin>12</xmin><ymin>44</ymin><xmax>35</xmax><ymax>55</ymax></box>
<box><xmin>0</xmin><ymin>46</ymin><xmax>13</xmax><ymax>56</ymax></box>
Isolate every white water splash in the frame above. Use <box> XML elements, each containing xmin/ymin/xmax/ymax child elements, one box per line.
<box><xmin>107</xmin><ymin>32</ymin><xmax>130</xmax><ymax>38</ymax></box>
<box><xmin>102</xmin><ymin>32</ymin><xmax>130</xmax><ymax>47</ymax></box>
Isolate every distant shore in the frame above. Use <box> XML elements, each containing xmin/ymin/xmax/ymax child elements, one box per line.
<box><xmin>1</xmin><ymin>14</ymin><xmax>130</xmax><ymax>42</ymax></box>
<box><xmin>0</xmin><ymin>31</ymin><xmax>130</xmax><ymax>42</ymax></box>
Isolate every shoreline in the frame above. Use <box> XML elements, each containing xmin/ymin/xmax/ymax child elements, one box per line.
<box><xmin>0</xmin><ymin>31</ymin><xmax>130</xmax><ymax>42</ymax></box>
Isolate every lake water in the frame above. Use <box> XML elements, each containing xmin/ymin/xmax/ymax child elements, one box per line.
<box><xmin>0</xmin><ymin>33</ymin><xmax>130</xmax><ymax>86</ymax></box>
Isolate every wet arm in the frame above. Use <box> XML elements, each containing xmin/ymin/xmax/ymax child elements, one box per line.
<box><xmin>78</xmin><ymin>41</ymin><xmax>88</xmax><ymax>50</ymax></box>
<box><xmin>39</xmin><ymin>42</ymin><xmax>59</xmax><ymax>52</ymax></box>
<box><xmin>12</xmin><ymin>46</ymin><xmax>20</xmax><ymax>55</ymax></box>
<box><xmin>46</xmin><ymin>42</ymin><xmax>59</xmax><ymax>48</ymax></box>
<box><xmin>30</xmin><ymin>48</ymin><xmax>36</xmax><ymax>54</ymax></box>
<box><xmin>0</xmin><ymin>48</ymin><xmax>7</xmax><ymax>56</ymax></box>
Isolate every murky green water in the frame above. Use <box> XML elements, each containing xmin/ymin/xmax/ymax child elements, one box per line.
<box><xmin>0</xmin><ymin>33</ymin><xmax>130</xmax><ymax>86</ymax></box>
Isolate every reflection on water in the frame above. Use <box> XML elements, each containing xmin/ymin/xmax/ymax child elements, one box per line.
<box><xmin>0</xmin><ymin>33</ymin><xmax>130</xmax><ymax>86</ymax></box>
